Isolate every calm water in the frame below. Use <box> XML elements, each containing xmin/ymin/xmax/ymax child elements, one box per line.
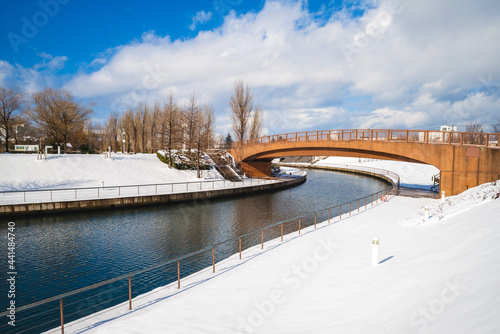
<box><xmin>0</xmin><ymin>169</ymin><xmax>389</xmax><ymax>333</ymax></box>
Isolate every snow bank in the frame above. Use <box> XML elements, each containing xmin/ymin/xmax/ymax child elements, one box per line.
<box><xmin>399</xmin><ymin>181</ymin><xmax>500</xmax><ymax>226</ymax></box>
<box><xmin>0</xmin><ymin>153</ymin><xmax>223</xmax><ymax>191</ymax></box>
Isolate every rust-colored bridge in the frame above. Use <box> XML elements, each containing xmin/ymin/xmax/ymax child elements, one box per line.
<box><xmin>231</xmin><ymin>129</ymin><xmax>500</xmax><ymax>196</ymax></box>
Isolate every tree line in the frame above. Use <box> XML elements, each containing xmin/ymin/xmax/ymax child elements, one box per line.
<box><xmin>0</xmin><ymin>79</ymin><xmax>265</xmax><ymax>155</ymax></box>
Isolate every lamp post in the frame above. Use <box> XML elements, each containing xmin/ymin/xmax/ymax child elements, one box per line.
<box><xmin>120</xmin><ymin>129</ymin><xmax>126</xmax><ymax>153</ymax></box>
<box><xmin>13</xmin><ymin>123</ymin><xmax>24</xmax><ymax>147</ymax></box>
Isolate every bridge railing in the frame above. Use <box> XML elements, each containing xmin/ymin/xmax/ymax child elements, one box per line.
<box><xmin>232</xmin><ymin>129</ymin><xmax>500</xmax><ymax>149</ymax></box>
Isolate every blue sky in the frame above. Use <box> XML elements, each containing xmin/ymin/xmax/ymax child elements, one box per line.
<box><xmin>1</xmin><ymin>0</ymin><xmax>499</xmax><ymax>136</ymax></box>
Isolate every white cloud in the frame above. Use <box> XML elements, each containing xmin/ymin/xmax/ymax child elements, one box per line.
<box><xmin>189</xmin><ymin>11</ymin><xmax>213</xmax><ymax>31</ymax></box>
<box><xmin>3</xmin><ymin>0</ymin><xmax>500</xmax><ymax>134</ymax></box>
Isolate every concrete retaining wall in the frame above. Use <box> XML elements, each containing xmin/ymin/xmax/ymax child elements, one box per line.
<box><xmin>0</xmin><ymin>176</ymin><xmax>306</xmax><ymax>217</ymax></box>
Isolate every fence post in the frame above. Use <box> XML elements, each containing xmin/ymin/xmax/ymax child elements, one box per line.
<box><xmin>118</xmin><ymin>187</ymin><xmax>120</xmax><ymax>196</ymax></box>
<box><xmin>60</xmin><ymin>298</ymin><xmax>64</xmax><ymax>334</ymax></box>
<box><xmin>129</xmin><ymin>276</ymin><xmax>132</xmax><ymax>310</ymax></box>
<box><xmin>339</xmin><ymin>206</ymin><xmax>342</xmax><ymax>220</ymax></box>
<box><xmin>212</xmin><ymin>247</ymin><xmax>215</xmax><ymax>273</ymax></box>
<box><xmin>365</xmin><ymin>197</ymin><xmax>367</xmax><ymax>209</ymax></box>
<box><xmin>298</xmin><ymin>218</ymin><xmax>301</xmax><ymax>235</ymax></box>
<box><xmin>328</xmin><ymin>209</ymin><xmax>331</xmax><ymax>224</ymax></box>
<box><xmin>281</xmin><ymin>224</ymin><xmax>283</xmax><ymax>242</ymax></box>
<box><xmin>24</xmin><ymin>191</ymin><xmax>26</xmax><ymax>203</ymax></box>
<box><xmin>177</xmin><ymin>261</ymin><xmax>180</xmax><ymax>289</ymax></box>
<box><xmin>75</xmin><ymin>189</ymin><xmax>77</xmax><ymax>200</ymax></box>
<box><xmin>239</xmin><ymin>238</ymin><xmax>242</xmax><ymax>259</ymax></box>
<box><xmin>261</xmin><ymin>230</ymin><xmax>264</xmax><ymax>249</ymax></box>
<box><xmin>371</xmin><ymin>195</ymin><xmax>373</xmax><ymax>206</ymax></box>
<box><xmin>314</xmin><ymin>213</ymin><xmax>317</xmax><ymax>229</ymax></box>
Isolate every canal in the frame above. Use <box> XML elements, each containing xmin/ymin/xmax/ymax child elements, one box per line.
<box><xmin>0</xmin><ymin>169</ymin><xmax>390</xmax><ymax>333</ymax></box>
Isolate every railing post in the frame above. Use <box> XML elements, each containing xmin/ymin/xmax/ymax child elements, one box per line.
<box><xmin>298</xmin><ymin>218</ymin><xmax>301</xmax><ymax>235</ymax></box>
<box><xmin>177</xmin><ymin>261</ymin><xmax>180</xmax><ymax>289</ymax></box>
<box><xmin>239</xmin><ymin>238</ymin><xmax>242</xmax><ymax>259</ymax></box>
<box><xmin>24</xmin><ymin>191</ymin><xmax>26</xmax><ymax>202</ymax></box>
<box><xmin>60</xmin><ymin>298</ymin><xmax>64</xmax><ymax>334</ymax></box>
<box><xmin>485</xmin><ymin>134</ymin><xmax>489</xmax><ymax>148</ymax></box>
<box><xmin>155</xmin><ymin>184</ymin><xmax>158</xmax><ymax>194</ymax></box>
<box><xmin>281</xmin><ymin>224</ymin><xmax>283</xmax><ymax>242</ymax></box>
<box><xmin>75</xmin><ymin>189</ymin><xmax>77</xmax><ymax>200</ymax></box>
<box><xmin>212</xmin><ymin>247</ymin><xmax>215</xmax><ymax>273</ymax></box>
<box><xmin>341</xmin><ymin>130</ymin><xmax>344</xmax><ymax>141</ymax></box>
<box><xmin>129</xmin><ymin>276</ymin><xmax>132</xmax><ymax>310</ymax></box>
<box><xmin>51</xmin><ymin>190</ymin><xmax>53</xmax><ymax>201</ymax></box>
<box><xmin>365</xmin><ymin>197</ymin><xmax>367</xmax><ymax>209</ymax></box>
<box><xmin>371</xmin><ymin>129</ymin><xmax>373</xmax><ymax>141</ymax></box>
<box><xmin>328</xmin><ymin>208</ymin><xmax>330</xmax><ymax>224</ymax></box>
<box><xmin>371</xmin><ymin>195</ymin><xmax>373</xmax><ymax>206</ymax></box>
<box><xmin>261</xmin><ymin>230</ymin><xmax>264</xmax><ymax>249</ymax></box>
<box><xmin>358</xmin><ymin>200</ymin><xmax>360</xmax><ymax>212</ymax></box>
<box><xmin>339</xmin><ymin>206</ymin><xmax>342</xmax><ymax>220</ymax></box>
<box><xmin>387</xmin><ymin>130</ymin><xmax>390</xmax><ymax>142</ymax></box>
<box><xmin>460</xmin><ymin>132</ymin><xmax>463</xmax><ymax>146</ymax></box>
<box><xmin>138</xmin><ymin>186</ymin><xmax>140</xmax><ymax>196</ymax></box>
<box><xmin>314</xmin><ymin>212</ymin><xmax>317</xmax><ymax>229</ymax></box>
<box><xmin>355</xmin><ymin>130</ymin><xmax>358</xmax><ymax>141</ymax></box>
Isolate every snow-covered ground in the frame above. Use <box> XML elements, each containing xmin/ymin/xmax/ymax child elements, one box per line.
<box><xmin>317</xmin><ymin>157</ymin><xmax>440</xmax><ymax>190</ymax></box>
<box><xmin>0</xmin><ymin>153</ymin><xmax>224</xmax><ymax>191</ymax></box>
<box><xmin>49</xmin><ymin>181</ymin><xmax>500</xmax><ymax>334</ymax></box>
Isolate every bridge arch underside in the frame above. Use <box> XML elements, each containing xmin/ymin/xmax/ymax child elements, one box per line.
<box><xmin>234</xmin><ymin>141</ymin><xmax>500</xmax><ymax>196</ymax></box>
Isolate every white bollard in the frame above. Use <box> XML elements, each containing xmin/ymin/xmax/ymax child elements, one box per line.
<box><xmin>441</xmin><ymin>191</ymin><xmax>445</xmax><ymax>203</ymax></box>
<box><xmin>372</xmin><ymin>237</ymin><xmax>379</xmax><ymax>266</ymax></box>
<box><xmin>424</xmin><ymin>207</ymin><xmax>430</xmax><ymax>222</ymax></box>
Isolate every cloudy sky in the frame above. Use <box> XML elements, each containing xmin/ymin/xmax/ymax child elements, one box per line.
<box><xmin>1</xmin><ymin>0</ymin><xmax>499</xmax><ymax>136</ymax></box>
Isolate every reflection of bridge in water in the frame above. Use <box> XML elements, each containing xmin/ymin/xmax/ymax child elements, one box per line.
<box><xmin>231</xmin><ymin>129</ymin><xmax>500</xmax><ymax>196</ymax></box>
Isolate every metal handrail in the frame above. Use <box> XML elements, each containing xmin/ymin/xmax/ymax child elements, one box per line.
<box><xmin>232</xmin><ymin>129</ymin><xmax>500</xmax><ymax>149</ymax></box>
<box><xmin>0</xmin><ymin>174</ymin><xmax>305</xmax><ymax>206</ymax></box>
<box><xmin>282</xmin><ymin>162</ymin><xmax>400</xmax><ymax>187</ymax></box>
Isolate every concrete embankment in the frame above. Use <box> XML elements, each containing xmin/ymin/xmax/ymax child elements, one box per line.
<box><xmin>0</xmin><ymin>176</ymin><xmax>306</xmax><ymax>217</ymax></box>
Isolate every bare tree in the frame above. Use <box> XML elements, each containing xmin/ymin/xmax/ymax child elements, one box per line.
<box><xmin>120</xmin><ymin>108</ymin><xmax>136</xmax><ymax>153</ymax></box>
<box><xmin>230</xmin><ymin>80</ymin><xmax>253</xmax><ymax>142</ymax></box>
<box><xmin>249</xmin><ymin>103</ymin><xmax>263</xmax><ymax>139</ymax></box>
<box><xmin>184</xmin><ymin>92</ymin><xmax>200</xmax><ymax>155</ymax></box>
<box><xmin>28</xmin><ymin>88</ymin><xmax>93</xmax><ymax>152</ymax></box>
<box><xmin>202</xmin><ymin>104</ymin><xmax>216</xmax><ymax>150</ymax></box>
<box><xmin>106</xmin><ymin>110</ymin><xmax>119</xmax><ymax>151</ymax></box>
<box><xmin>493</xmin><ymin>120</ymin><xmax>500</xmax><ymax>134</ymax></box>
<box><xmin>465</xmin><ymin>122</ymin><xmax>484</xmax><ymax>145</ymax></box>
<box><xmin>162</xmin><ymin>92</ymin><xmax>181</xmax><ymax>167</ymax></box>
<box><xmin>150</xmin><ymin>101</ymin><xmax>162</xmax><ymax>153</ymax></box>
<box><xmin>0</xmin><ymin>87</ymin><xmax>25</xmax><ymax>152</ymax></box>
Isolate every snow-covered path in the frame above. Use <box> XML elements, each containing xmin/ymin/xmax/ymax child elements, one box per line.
<box><xmin>50</xmin><ymin>182</ymin><xmax>500</xmax><ymax>334</ymax></box>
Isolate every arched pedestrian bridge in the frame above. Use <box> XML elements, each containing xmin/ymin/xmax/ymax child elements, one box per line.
<box><xmin>231</xmin><ymin>129</ymin><xmax>500</xmax><ymax>196</ymax></box>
